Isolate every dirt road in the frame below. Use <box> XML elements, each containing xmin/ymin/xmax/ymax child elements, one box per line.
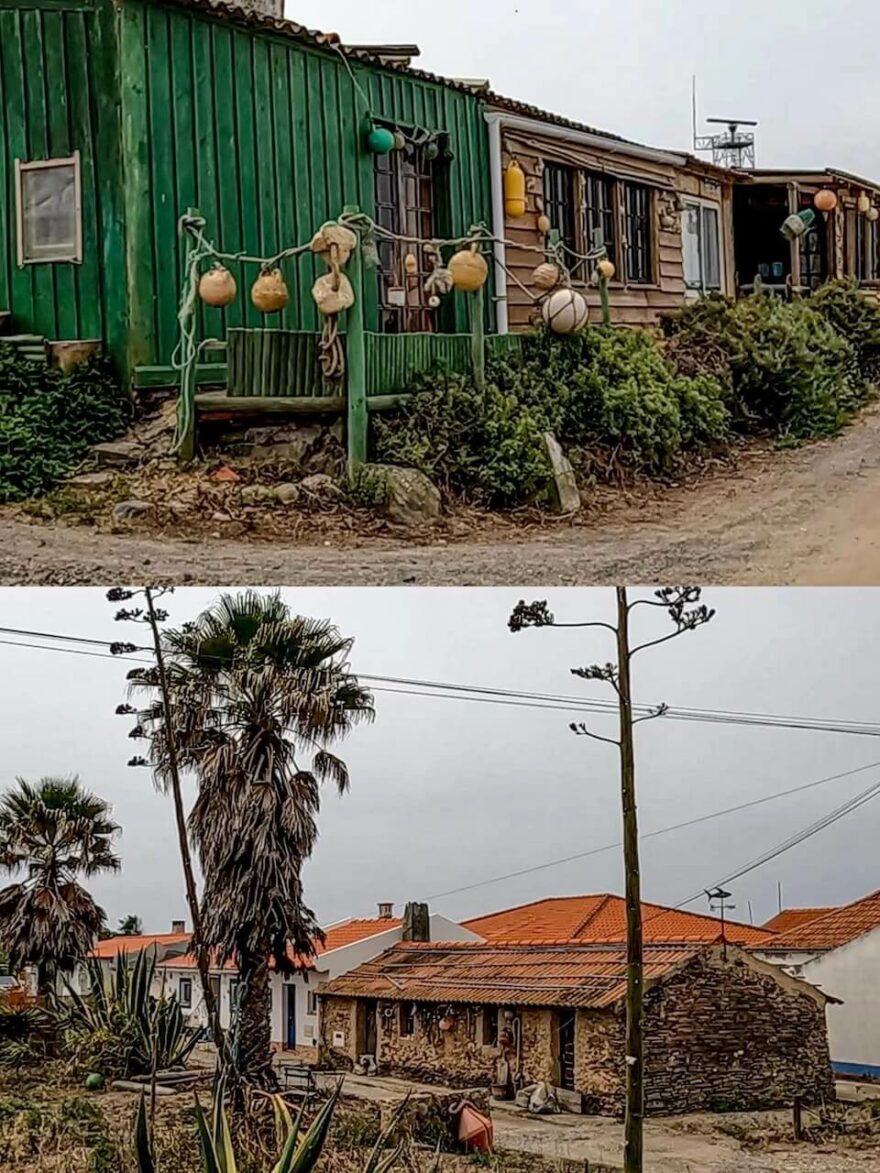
<box><xmin>5</xmin><ymin>406</ymin><xmax>880</xmax><ymax>585</ymax></box>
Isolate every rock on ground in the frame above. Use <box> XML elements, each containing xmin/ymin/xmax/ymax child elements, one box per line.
<box><xmin>542</xmin><ymin>432</ymin><xmax>581</xmax><ymax>515</ymax></box>
<box><xmin>361</xmin><ymin>463</ymin><xmax>442</xmax><ymax>527</ymax></box>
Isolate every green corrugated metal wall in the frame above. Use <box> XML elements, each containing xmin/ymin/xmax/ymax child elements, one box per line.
<box><xmin>0</xmin><ymin>0</ymin><xmax>126</xmax><ymax>357</ymax></box>
<box><xmin>120</xmin><ymin>0</ymin><xmax>494</xmax><ymax>375</ymax></box>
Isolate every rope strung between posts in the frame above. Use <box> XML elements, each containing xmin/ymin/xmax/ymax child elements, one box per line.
<box><xmin>172</xmin><ymin>210</ymin><xmax>608</xmax><ymax>453</ymax></box>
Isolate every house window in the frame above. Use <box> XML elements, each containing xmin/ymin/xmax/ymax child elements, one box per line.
<box><xmin>178</xmin><ymin>977</ymin><xmax>193</xmax><ymax>1009</ymax></box>
<box><xmin>374</xmin><ymin>135</ymin><xmax>442</xmax><ymax>334</ymax></box>
<box><xmin>623</xmin><ymin>182</ymin><xmax>653</xmax><ymax>284</ymax></box>
<box><xmin>854</xmin><ymin>214</ymin><xmax>878</xmax><ymax>283</ymax></box>
<box><xmin>584</xmin><ymin>172</ymin><xmax>617</xmax><ymax>268</ymax></box>
<box><xmin>799</xmin><ymin>207</ymin><xmax>828</xmax><ymax>292</ymax></box>
<box><xmin>307</xmin><ymin>990</ymin><xmax>318</xmax><ymax>1016</ymax></box>
<box><xmin>399</xmin><ymin>1002</ymin><xmax>417</xmax><ymax>1036</ymax></box>
<box><xmin>682</xmin><ymin>201</ymin><xmax>722</xmax><ymax>292</ymax></box>
<box><xmin>15</xmin><ymin>152</ymin><xmax>82</xmax><ymax>266</ymax></box>
<box><xmin>481</xmin><ymin>1006</ymin><xmax>499</xmax><ymax>1047</ymax></box>
<box><xmin>229</xmin><ymin>979</ymin><xmax>241</xmax><ymax>1012</ymax></box>
<box><xmin>543</xmin><ymin>163</ymin><xmax>577</xmax><ymax>264</ymax></box>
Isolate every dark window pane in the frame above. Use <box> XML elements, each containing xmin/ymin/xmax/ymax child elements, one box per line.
<box><xmin>584</xmin><ymin>172</ymin><xmax>617</xmax><ymax>270</ymax></box>
<box><xmin>543</xmin><ymin>163</ymin><xmax>577</xmax><ymax>267</ymax></box>
<box><xmin>624</xmin><ymin>182</ymin><xmax>653</xmax><ymax>284</ymax></box>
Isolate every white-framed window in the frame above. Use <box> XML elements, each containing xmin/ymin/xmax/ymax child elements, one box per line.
<box><xmin>682</xmin><ymin>199</ymin><xmax>722</xmax><ymax>293</ymax></box>
<box><xmin>178</xmin><ymin>977</ymin><xmax>193</xmax><ymax>1009</ymax></box>
<box><xmin>15</xmin><ymin>151</ymin><xmax>82</xmax><ymax>266</ymax></box>
<box><xmin>307</xmin><ymin>990</ymin><xmax>319</xmax><ymax>1016</ymax></box>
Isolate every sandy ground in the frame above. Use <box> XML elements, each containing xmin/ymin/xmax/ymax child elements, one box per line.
<box><xmin>6</xmin><ymin>405</ymin><xmax>880</xmax><ymax>585</ymax></box>
<box><xmin>319</xmin><ymin>1071</ymin><xmax>880</xmax><ymax>1173</ymax></box>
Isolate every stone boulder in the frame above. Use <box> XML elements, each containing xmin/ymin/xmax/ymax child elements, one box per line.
<box><xmin>541</xmin><ymin>432</ymin><xmax>580</xmax><ymax>515</ymax></box>
<box><xmin>359</xmin><ymin>464</ymin><xmax>441</xmax><ymax>527</ymax></box>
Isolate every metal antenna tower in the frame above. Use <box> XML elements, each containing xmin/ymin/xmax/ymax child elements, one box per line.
<box><xmin>692</xmin><ymin>78</ymin><xmax>757</xmax><ymax>169</ymax></box>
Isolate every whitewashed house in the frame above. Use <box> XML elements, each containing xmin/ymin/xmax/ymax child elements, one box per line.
<box><xmin>156</xmin><ymin>903</ymin><xmax>481</xmax><ymax>1052</ymax></box>
<box><xmin>756</xmin><ymin>890</ymin><xmax>880</xmax><ymax>1079</ymax></box>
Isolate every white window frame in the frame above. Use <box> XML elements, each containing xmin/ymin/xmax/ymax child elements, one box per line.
<box><xmin>307</xmin><ymin>990</ymin><xmax>319</xmax><ymax>1016</ymax></box>
<box><xmin>178</xmin><ymin>976</ymin><xmax>193</xmax><ymax>1009</ymax></box>
<box><xmin>15</xmin><ymin>151</ymin><xmax>83</xmax><ymax>267</ymax></box>
<box><xmin>682</xmin><ymin>196</ymin><xmax>724</xmax><ymax>297</ymax></box>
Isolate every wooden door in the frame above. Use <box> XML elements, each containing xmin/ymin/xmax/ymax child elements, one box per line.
<box><xmin>556</xmin><ymin>1010</ymin><xmax>576</xmax><ymax>1091</ymax></box>
<box><xmin>285</xmin><ymin>985</ymin><xmax>297</xmax><ymax>1050</ymax></box>
<box><xmin>358</xmin><ymin>999</ymin><xmax>378</xmax><ymax>1058</ymax></box>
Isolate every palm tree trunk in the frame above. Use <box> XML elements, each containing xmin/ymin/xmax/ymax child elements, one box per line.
<box><xmin>35</xmin><ymin>960</ymin><xmax>54</xmax><ymax>1000</ymax></box>
<box><xmin>235</xmin><ymin>951</ymin><xmax>276</xmax><ymax>1090</ymax></box>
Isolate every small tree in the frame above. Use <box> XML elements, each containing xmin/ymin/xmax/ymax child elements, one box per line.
<box><xmin>0</xmin><ymin>777</ymin><xmax>120</xmax><ymax>996</ymax></box>
<box><xmin>510</xmin><ymin>587</ymin><xmax>714</xmax><ymax>1173</ymax></box>
<box><xmin>118</xmin><ymin>915</ymin><xmax>143</xmax><ymax>936</ymax></box>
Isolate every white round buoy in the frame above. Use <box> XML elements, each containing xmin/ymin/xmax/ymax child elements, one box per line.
<box><xmin>542</xmin><ymin>288</ymin><xmax>588</xmax><ymax>334</ymax></box>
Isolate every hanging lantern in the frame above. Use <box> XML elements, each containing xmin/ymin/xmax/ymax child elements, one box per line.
<box><xmin>251</xmin><ymin>268</ymin><xmax>289</xmax><ymax>313</ymax></box>
<box><xmin>868</xmin><ymin>207</ymin><xmax>880</xmax><ymax>223</ymax></box>
<box><xmin>536</xmin><ymin>214</ymin><xmax>552</xmax><ymax>236</ymax></box>
<box><xmin>366</xmin><ymin>125</ymin><xmax>396</xmax><ymax>155</ymax></box>
<box><xmin>596</xmin><ymin>259</ymin><xmax>616</xmax><ymax>281</ymax></box>
<box><xmin>532</xmin><ymin>262</ymin><xmax>561</xmax><ymax>291</ymax></box>
<box><xmin>404</xmin><ymin>252</ymin><xmax>419</xmax><ymax>276</ymax></box>
<box><xmin>504</xmin><ymin>158</ymin><xmax>527</xmax><ymax>219</ymax></box>
<box><xmin>198</xmin><ymin>263</ymin><xmax>237</xmax><ymax>308</ymax></box>
<box><xmin>858</xmin><ymin>193</ymin><xmax>872</xmax><ymax>215</ymax></box>
<box><xmin>542</xmin><ymin>287</ymin><xmax>588</xmax><ymax>334</ymax></box>
<box><xmin>449</xmin><ymin>244</ymin><xmax>489</xmax><ymax>292</ymax></box>
<box><xmin>814</xmin><ymin>189</ymin><xmax>838</xmax><ymax>213</ymax></box>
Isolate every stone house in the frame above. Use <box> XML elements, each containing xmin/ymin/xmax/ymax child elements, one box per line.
<box><xmin>755</xmin><ymin>888</ymin><xmax>880</xmax><ymax>1079</ymax></box>
<box><xmin>319</xmin><ymin>940</ymin><xmax>836</xmax><ymax>1116</ymax></box>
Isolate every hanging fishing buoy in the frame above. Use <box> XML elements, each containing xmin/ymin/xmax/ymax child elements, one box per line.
<box><xmin>198</xmin><ymin>263</ymin><xmax>237</xmax><ymax>308</ymax></box>
<box><xmin>251</xmin><ymin>268</ymin><xmax>289</xmax><ymax>313</ymax></box>
<box><xmin>542</xmin><ymin>288</ymin><xmax>588</xmax><ymax>334</ymax></box>
<box><xmin>858</xmin><ymin>192</ymin><xmax>872</xmax><ymax>215</ymax></box>
<box><xmin>532</xmin><ymin>262</ymin><xmax>561</xmax><ymax>291</ymax></box>
<box><xmin>537</xmin><ymin>214</ymin><xmax>552</xmax><ymax>236</ymax></box>
<box><xmin>312</xmin><ymin>272</ymin><xmax>355</xmax><ymax>316</ymax></box>
<box><xmin>869</xmin><ymin>207</ymin><xmax>880</xmax><ymax>223</ymax></box>
<box><xmin>367</xmin><ymin>125</ymin><xmax>396</xmax><ymax>154</ymax></box>
<box><xmin>449</xmin><ymin>244</ymin><xmax>489</xmax><ymax>292</ymax></box>
<box><xmin>596</xmin><ymin>259</ymin><xmax>616</xmax><ymax>281</ymax></box>
<box><xmin>404</xmin><ymin>252</ymin><xmax>419</xmax><ymax>276</ymax></box>
<box><xmin>504</xmin><ymin>158</ymin><xmax>527</xmax><ymax>219</ymax></box>
<box><xmin>814</xmin><ymin>189</ymin><xmax>838</xmax><ymax>213</ymax></box>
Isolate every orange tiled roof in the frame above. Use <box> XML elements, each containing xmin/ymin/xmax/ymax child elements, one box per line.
<box><xmin>464</xmin><ymin>895</ymin><xmax>775</xmax><ymax>948</ymax></box>
<box><xmin>762</xmin><ymin>908</ymin><xmax>837</xmax><ymax>935</ymax></box>
<box><xmin>323</xmin><ymin>941</ymin><xmax>715</xmax><ymax>1008</ymax></box>
<box><xmin>91</xmin><ymin>933</ymin><xmax>191</xmax><ymax>959</ymax></box>
<box><xmin>769</xmin><ymin>890</ymin><xmax>880</xmax><ymax>952</ymax></box>
<box><xmin>157</xmin><ymin>917</ymin><xmax>403</xmax><ymax>971</ymax></box>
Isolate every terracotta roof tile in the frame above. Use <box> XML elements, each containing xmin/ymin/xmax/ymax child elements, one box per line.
<box><xmin>321</xmin><ymin>941</ymin><xmax>708</xmax><ymax>1008</ymax></box>
<box><xmin>91</xmin><ymin>933</ymin><xmax>191</xmax><ymax>960</ymax></box>
<box><xmin>762</xmin><ymin>908</ymin><xmax>837</xmax><ymax>935</ymax></box>
<box><xmin>464</xmin><ymin>895</ymin><xmax>775</xmax><ymax>948</ymax></box>
<box><xmin>769</xmin><ymin>890</ymin><xmax>880</xmax><ymax>952</ymax></box>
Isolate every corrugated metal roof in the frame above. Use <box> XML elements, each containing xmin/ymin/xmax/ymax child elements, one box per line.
<box><xmin>464</xmin><ymin>894</ymin><xmax>775</xmax><ymax>948</ymax></box>
<box><xmin>762</xmin><ymin>908</ymin><xmax>837</xmax><ymax>935</ymax></box>
<box><xmin>321</xmin><ymin>941</ymin><xmax>707</xmax><ymax>1008</ymax></box>
<box><xmin>769</xmin><ymin>890</ymin><xmax>880</xmax><ymax>952</ymax></box>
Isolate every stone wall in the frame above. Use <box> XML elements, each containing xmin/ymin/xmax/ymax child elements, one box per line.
<box><xmin>320</xmin><ymin>996</ymin><xmax>358</xmax><ymax>1070</ymax></box>
<box><xmin>578</xmin><ymin>953</ymin><xmax>835</xmax><ymax>1117</ymax></box>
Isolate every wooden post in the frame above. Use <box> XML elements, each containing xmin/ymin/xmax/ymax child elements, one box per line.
<box><xmin>616</xmin><ymin>587</ymin><xmax>644</xmax><ymax>1173</ymax></box>
<box><xmin>470</xmin><ymin>285</ymin><xmax>486</xmax><ymax>389</ymax></box>
<box><xmin>343</xmin><ymin>204</ymin><xmax>368</xmax><ymax>477</ymax></box>
<box><xmin>176</xmin><ymin>207</ymin><xmax>201</xmax><ymax>464</ymax></box>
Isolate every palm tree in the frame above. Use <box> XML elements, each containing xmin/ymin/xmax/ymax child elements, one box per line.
<box><xmin>0</xmin><ymin>777</ymin><xmax>120</xmax><ymax>996</ymax></box>
<box><xmin>117</xmin><ymin>914</ymin><xmax>143</xmax><ymax>936</ymax></box>
<box><xmin>130</xmin><ymin>590</ymin><xmax>374</xmax><ymax>1086</ymax></box>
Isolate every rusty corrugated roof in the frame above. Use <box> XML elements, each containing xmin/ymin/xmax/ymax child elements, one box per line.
<box><xmin>321</xmin><ymin>941</ymin><xmax>707</xmax><ymax>1008</ymax></box>
<box><xmin>464</xmin><ymin>894</ymin><xmax>775</xmax><ymax>948</ymax></box>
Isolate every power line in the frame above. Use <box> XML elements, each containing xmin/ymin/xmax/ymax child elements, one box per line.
<box><xmin>423</xmin><ymin>760</ymin><xmax>880</xmax><ymax>901</ymax></box>
<box><xmin>3</xmin><ymin>627</ymin><xmax>880</xmax><ymax>739</ymax></box>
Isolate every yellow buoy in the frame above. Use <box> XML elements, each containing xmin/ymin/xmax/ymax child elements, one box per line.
<box><xmin>449</xmin><ymin>244</ymin><xmax>489</xmax><ymax>292</ymax></box>
<box><xmin>504</xmin><ymin>158</ymin><xmax>527</xmax><ymax>219</ymax></box>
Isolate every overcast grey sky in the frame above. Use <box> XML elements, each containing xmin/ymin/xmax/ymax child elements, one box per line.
<box><xmin>1</xmin><ymin>587</ymin><xmax>879</xmax><ymax>936</ymax></box>
<box><xmin>285</xmin><ymin>0</ymin><xmax>880</xmax><ymax>179</ymax></box>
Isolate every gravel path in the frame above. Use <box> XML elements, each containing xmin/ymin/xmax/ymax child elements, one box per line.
<box><xmin>4</xmin><ymin>406</ymin><xmax>880</xmax><ymax>585</ymax></box>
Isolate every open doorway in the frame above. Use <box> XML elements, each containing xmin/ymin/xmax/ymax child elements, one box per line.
<box><xmin>554</xmin><ymin>1009</ymin><xmax>577</xmax><ymax>1091</ymax></box>
<box><xmin>733</xmin><ymin>184</ymin><xmax>792</xmax><ymax>289</ymax></box>
<box><xmin>285</xmin><ymin>985</ymin><xmax>297</xmax><ymax>1050</ymax></box>
<box><xmin>357</xmin><ymin>999</ymin><xmax>378</xmax><ymax>1061</ymax></box>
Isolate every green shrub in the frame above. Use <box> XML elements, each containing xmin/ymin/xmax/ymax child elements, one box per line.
<box><xmin>0</xmin><ymin>346</ymin><xmax>128</xmax><ymax>502</ymax></box>
<box><xmin>811</xmin><ymin>279</ymin><xmax>880</xmax><ymax>383</ymax></box>
<box><xmin>664</xmin><ymin>292</ymin><xmax>871</xmax><ymax>440</ymax></box>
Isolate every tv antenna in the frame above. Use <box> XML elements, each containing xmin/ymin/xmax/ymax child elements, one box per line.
<box><xmin>692</xmin><ymin>78</ymin><xmax>757</xmax><ymax>169</ymax></box>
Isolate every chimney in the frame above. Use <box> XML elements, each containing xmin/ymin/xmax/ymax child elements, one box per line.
<box><xmin>171</xmin><ymin>920</ymin><xmax>186</xmax><ymax>934</ymax></box>
<box><xmin>377</xmin><ymin>902</ymin><xmax>394</xmax><ymax>920</ymax></box>
<box><xmin>402</xmin><ymin>902</ymin><xmax>430</xmax><ymax>942</ymax></box>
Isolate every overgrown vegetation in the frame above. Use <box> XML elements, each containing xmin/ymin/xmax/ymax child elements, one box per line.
<box><xmin>374</xmin><ymin>283</ymin><xmax>880</xmax><ymax>506</ymax></box>
<box><xmin>59</xmin><ymin>949</ymin><xmax>199</xmax><ymax>1079</ymax></box>
<box><xmin>0</xmin><ymin>347</ymin><xmax>127</xmax><ymax>502</ymax></box>
<box><xmin>0</xmin><ymin>1002</ymin><xmax>46</xmax><ymax>1068</ymax></box>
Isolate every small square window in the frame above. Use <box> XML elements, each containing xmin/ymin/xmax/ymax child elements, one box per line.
<box><xmin>400</xmin><ymin>1002</ymin><xmax>417</xmax><ymax>1036</ymax></box>
<box><xmin>15</xmin><ymin>153</ymin><xmax>82</xmax><ymax>266</ymax></box>
<box><xmin>307</xmin><ymin>990</ymin><xmax>319</xmax><ymax>1016</ymax></box>
<box><xmin>481</xmin><ymin>1006</ymin><xmax>499</xmax><ymax>1047</ymax></box>
<box><xmin>178</xmin><ymin>977</ymin><xmax>193</xmax><ymax>1009</ymax></box>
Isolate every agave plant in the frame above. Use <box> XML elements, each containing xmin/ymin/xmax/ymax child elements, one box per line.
<box><xmin>135</xmin><ymin>1077</ymin><xmax>413</xmax><ymax>1173</ymax></box>
<box><xmin>59</xmin><ymin>946</ymin><xmax>199</xmax><ymax>1076</ymax></box>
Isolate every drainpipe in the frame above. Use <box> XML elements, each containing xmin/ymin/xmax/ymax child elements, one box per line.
<box><xmin>485</xmin><ymin>111</ymin><xmax>509</xmax><ymax>335</ymax></box>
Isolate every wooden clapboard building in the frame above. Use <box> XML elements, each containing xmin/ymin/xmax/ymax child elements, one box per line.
<box><xmin>0</xmin><ymin>0</ymin><xmax>493</xmax><ymax>389</ymax></box>
<box><xmin>484</xmin><ymin>96</ymin><xmax>737</xmax><ymax>331</ymax></box>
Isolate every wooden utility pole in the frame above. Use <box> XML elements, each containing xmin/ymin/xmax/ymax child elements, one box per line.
<box><xmin>615</xmin><ymin>587</ymin><xmax>643</xmax><ymax>1173</ymax></box>
<box><xmin>143</xmin><ymin>588</ymin><xmax>228</xmax><ymax>1068</ymax></box>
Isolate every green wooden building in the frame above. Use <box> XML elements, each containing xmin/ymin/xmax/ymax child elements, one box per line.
<box><xmin>0</xmin><ymin>0</ymin><xmax>494</xmax><ymax>390</ymax></box>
